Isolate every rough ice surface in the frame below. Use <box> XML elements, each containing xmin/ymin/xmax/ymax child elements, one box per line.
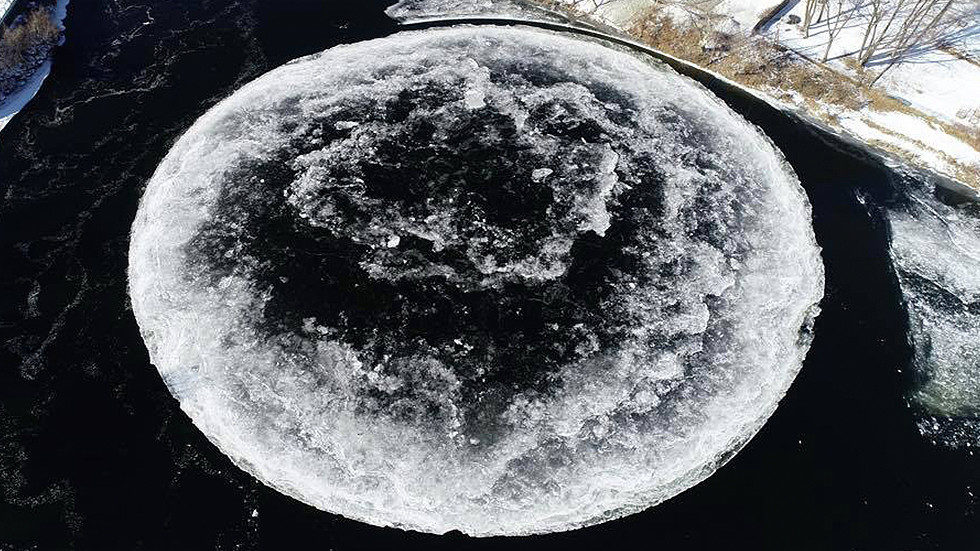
<box><xmin>385</xmin><ymin>0</ymin><xmax>567</xmax><ymax>23</ymax></box>
<box><xmin>129</xmin><ymin>26</ymin><xmax>824</xmax><ymax>536</ymax></box>
<box><xmin>888</xmin><ymin>184</ymin><xmax>980</xmax><ymax>447</ymax></box>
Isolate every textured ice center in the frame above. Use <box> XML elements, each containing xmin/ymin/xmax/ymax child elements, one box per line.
<box><xmin>128</xmin><ymin>26</ymin><xmax>824</xmax><ymax>536</ymax></box>
<box><xmin>285</xmin><ymin>73</ymin><xmax>626</xmax><ymax>288</ymax></box>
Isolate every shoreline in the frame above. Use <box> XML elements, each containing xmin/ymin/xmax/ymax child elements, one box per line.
<box><xmin>587</xmin><ymin>1</ymin><xmax>980</xmax><ymax>191</ymax></box>
<box><xmin>0</xmin><ymin>0</ymin><xmax>68</xmax><ymax>135</ymax></box>
<box><xmin>399</xmin><ymin>11</ymin><xmax>980</xmax><ymax>203</ymax></box>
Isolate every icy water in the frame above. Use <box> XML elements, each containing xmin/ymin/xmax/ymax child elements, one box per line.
<box><xmin>0</xmin><ymin>0</ymin><xmax>978</xmax><ymax>549</ymax></box>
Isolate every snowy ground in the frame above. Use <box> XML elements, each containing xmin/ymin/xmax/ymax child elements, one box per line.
<box><xmin>569</xmin><ymin>0</ymin><xmax>980</xmax><ymax>187</ymax></box>
<box><xmin>557</xmin><ymin>0</ymin><xmax>780</xmax><ymax>32</ymax></box>
<box><xmin>764</xmin><ymin>0</ymin><xmax>980</xmax><ymax>180</ymax></box>
<box><xmin>0</xmin><ymin>58</ymin><xmax>52</xmax><ymax>132</ymax></box>
<box><xmin>771</xmin><ymin>1</ymin><xmax>980</xmax><ymax>126</ymax></box>
<box><xmin>0</xmin><ymin>0</ymin><xmax>69</xmax><ymax>136</ymax></box>
<box><xmin>0</xmin><ymin>0</ymin><xmax>16</xmax><ymax>23</ymax></box>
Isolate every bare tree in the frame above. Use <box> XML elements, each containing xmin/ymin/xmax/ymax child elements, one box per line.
<box><xmin>577</xmin><ymin>0</ymin><xmax>623</xmax><ymax>14</ymax></box>
<box><xmin>803</xmin><ymin>0</ymin><xmax>825</xmax><ymax>37</ymax></box>
<box><xmin>869</xmin><ymin>0</ymin><xmax>957</xmax><ymax>84</ymax></box>
<box><xmin>858</xmin><ymin>0</ymin><xmax>889</xmax><ymax>59</ymax></box>
<box><xmin>549</xmin><ymin>0</ymin><xmax>624</xmax><ymax>17</ymax></box>
<box><xmin>822</xmin><ymin>0</ymin><xmax>860</xmax><ymax>61</ymax></box>
<box><xmin>860</xmin><ymin>0</ymin><xmax>969</xmax><ymax>65</ymax></box>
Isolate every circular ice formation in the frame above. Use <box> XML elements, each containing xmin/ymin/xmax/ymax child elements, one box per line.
<box><xmin>129</xmin><ymin>26</ymin><xmax>823</xmax><ymax>536</ymax></box>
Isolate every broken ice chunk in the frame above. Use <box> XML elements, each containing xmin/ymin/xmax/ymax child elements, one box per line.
<box><xmin>531</xmin><ymin>168</ymin><xmax>553</xmax><ymax>182</ymax></box>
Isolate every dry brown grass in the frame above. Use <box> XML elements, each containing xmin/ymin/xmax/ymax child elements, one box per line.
<box><xmin>940</xmin><ymin>45</ymin><xmax>980</xmax><ymax>68</ymax></box>
<box><xmin>628</xmin><ymin>12</ymin><xmax>868</xmax><ymax>110</ymax></box>
<box><xmin>0</xmin><ymin>8</ymin><xmax>60</xmax><ymax>73</ymax></box>
<box><xmin>944</xmin><ymin>121</ymin><xmax>980</xmax><ymax>162</ymax></box>
<box><xmin>861</xmin><ymin>117</ymin><xmax>979</xmax><ymax>186</ymax></box>
<box><xmin>624</xmin><ymin>7</ymin><xmax>980</xmax><ymax>189</ymax></box>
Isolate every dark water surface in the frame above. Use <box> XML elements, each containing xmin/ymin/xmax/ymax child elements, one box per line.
<box><xmin>1</xmin><ymin>1</ymin><xmax>977</xmax><ymax>549</ymax></box>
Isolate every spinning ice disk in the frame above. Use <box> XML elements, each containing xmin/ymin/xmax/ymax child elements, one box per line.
<box><xmin>129</xmin><ymin>25</ymin><xmax>824</xmax><ymax>535</ymax></box>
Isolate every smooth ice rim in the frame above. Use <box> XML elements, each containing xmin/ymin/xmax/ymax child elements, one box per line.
<box><xmin>129</xmin><ymin>25</ymin><xmax>825</xmax><ymax>536</ymax></box>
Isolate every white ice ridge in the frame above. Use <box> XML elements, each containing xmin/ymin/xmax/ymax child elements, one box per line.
<box><xmin>889</xmin><ymin>185</ymin><xmax>980</xmax><ymax>447</ymax></box>
<box><xmin>385</xmin><ymin>0</ymin><xmax>565</xmax><ymax>23</ymax></box>
<box><xmin>129</xmin><ymin>26</ymin><xmax>824</xmax><ymax>536</ymax></box>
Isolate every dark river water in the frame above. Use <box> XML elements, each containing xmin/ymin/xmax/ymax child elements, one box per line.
<box><xmin>0</xmin><ymin>1</ymin><xmax>978</xmax><ymax>549</ymax></box>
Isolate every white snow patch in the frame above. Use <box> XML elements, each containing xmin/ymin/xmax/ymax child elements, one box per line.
<box><xmin>712</xmin><ymin>0</ymin><xmax>780</xmax><ymax>33</ymax></box>
<box><xmin>0</xmin><ymin>0</ymin><xmax>16</xmax><ymax>22</ymax></box>
<box><xmin>565</xmin><ymin>0</ymin><xmax>980</xmax><ymax>183</ymax></box>
<box><xmin>0</xmin><ymin>0</ymin><xmax>69</xmax><ymax>135</ymax></box>
<box><xmin>769</xmin><ymin>0</ymin><xmax>980</xmax><ymax>127</ymax></box>
<box><xmin>463</xmin><ymin>87</ymin><xmax>486</xmax><ymax>109</ymax></box>
<box><xmin>0</xmin><ymin>59</ymin><xmax>52</xmax><ymax>133</ymax></box>
<box><xmin>833</xmin><ymin>110</ymin><xmax>979</xmax><ymax>176</ymax></box>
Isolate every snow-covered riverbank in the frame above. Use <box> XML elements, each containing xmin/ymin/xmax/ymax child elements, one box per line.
<box><xmin>390</xmin><ymin>0</ymin><xmax>979</xmax><ymax>190</ymax></box>
<box><xmin>563</xmin><ymin>0</ymin><xmax>980</xmax><ymax>190</ymax></box>
<box><xmin>0</xmin><ymin>0</ymin><xmax>68</xmax><ymax>135</ymax></box>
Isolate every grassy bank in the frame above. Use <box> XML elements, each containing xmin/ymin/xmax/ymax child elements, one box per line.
<box><xmin>627</xmin><ymin>8</ymin><xmax>979</xmax><ymax>187</ymax></box>
<box><xmin>0</xmin><ymin>7</ymin><xmax>59</xmax><ymax>73</ymax></box>
<box><xmin>542</xmin><ymin>1</ymin><xmax>980</xmax><ymax>189</ymax></box>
